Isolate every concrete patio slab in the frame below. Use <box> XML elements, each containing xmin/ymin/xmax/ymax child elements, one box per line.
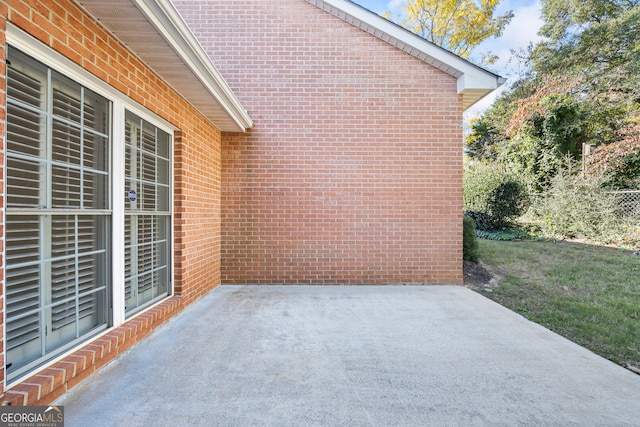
<box><xmin>57</xmin><ymin>285</ymin><xmax>640</xmax><ymax>426</ymax></box>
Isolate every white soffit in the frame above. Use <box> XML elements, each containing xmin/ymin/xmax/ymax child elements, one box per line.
<box><xmin>308</xmin><ymin>0</ymin><xmax>506</xmax><ymax>110</ymax></box>
<box><xmin>76</xmin><ymin>0</ymin><xmax>252</xmax><ymax>132</ymax></box>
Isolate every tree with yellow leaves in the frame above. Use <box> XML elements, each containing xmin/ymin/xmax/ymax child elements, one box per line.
<box><xmin>395</xmin><ymin>0</ymin><xmax>513</xmax><ymax>61</ymax></box>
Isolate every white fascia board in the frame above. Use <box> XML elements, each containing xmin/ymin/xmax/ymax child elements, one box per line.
<box><xmin>310</xmin><ymin>0</ymin><xmax>504</xmax><ymax>108</ymax></box>
<box><xmin>457</xmin><ymin>72</ymin><xmax>507</xmax><ymax>94</ymax></box>
<box><xmin>133</xmin><ymin>0</ymin><xmax>253</xmax><ymax>131</ymax></box>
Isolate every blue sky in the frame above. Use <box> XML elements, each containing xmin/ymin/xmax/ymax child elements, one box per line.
<box><xmin>351</xmin><ymin>0</ymin><xmax>544</xmax><ymax>112</ymax></box>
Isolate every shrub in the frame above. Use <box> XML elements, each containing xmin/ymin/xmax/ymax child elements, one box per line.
<box><xmin>531</xmin><ymin>166</ymin><xmax>638</xmax><ymax>245</ymax></box>
<box><xmin>475</xmin><ymin>228</ymin><xmax>531</xmax><ymax>241</ymax></box>
<box><xmin>463</xmin><ymin>162</ymin><xmax>529</xmax><ymax>230</ymax></box>
<box><xmin>463</xmin><ymin>216</ymin><xmax>479</xmax><ymax>262</ymax></box>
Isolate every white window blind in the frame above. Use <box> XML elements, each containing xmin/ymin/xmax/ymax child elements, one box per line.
<box><xmin>5</xmin><ymin>40</ymin><xmax>174</xmax><ymax>382</ymax></box>
<box><xmin>123</xmin><ymin>112</ymin><xmax>171</xmax><ymax>315</ymax></box>
<box><xmin>5</xmin><ymin>48</ymin><xmax>111</xmax><ymax>381</ymax></box>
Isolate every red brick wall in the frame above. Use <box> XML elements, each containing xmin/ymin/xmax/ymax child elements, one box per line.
<box><xmin>175</xmin><ymin>0</ymin><xmax>464</xmax><ymax>285</ymax></box>
<box><xmin>1</xmin><ymin>0</ymin><xmax>222</xmax><ymax>398</ymax></box>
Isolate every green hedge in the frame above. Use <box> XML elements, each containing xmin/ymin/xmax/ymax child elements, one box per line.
<box><xmin>464</xmin><ymin>162</ymin><xmax>529</xmax><ymax>230</ymax></box>
<box><xmin>463</xmin><ymin>216</ymin><xmax>479</xmax><ymax>262</ymax></box>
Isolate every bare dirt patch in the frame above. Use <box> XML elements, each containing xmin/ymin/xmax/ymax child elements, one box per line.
<box><xmin>463</xmin><ymin>260</ymin><xmax>503</xmax><ymax>290</ymax></box>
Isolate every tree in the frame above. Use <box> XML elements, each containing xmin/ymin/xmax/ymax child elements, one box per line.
<box><xmin>464</xmin><ymin>77</ymin><xmax>535</xmax><ymax>164</ymax></box>
<box><xmin>468</xmin><ymin>0</ymin><xmax>640</xmax><ymax>190</ymax></box>
<box><xmin>537</xmin><ymin>0</ymin><xmax>638</xmax><ymax>45</ymax></box>
<box><xmin>508</xmin><ymin>93</ymin><xmax>588</xmax><ymax>189</ymax></box>
<box><xmin>394</xmin><ymin>0</ymin><xmax>513</xmax><ymax>60</ymax></box>
<box><xmin>532</xmin><ymin>1</ymin><xmax>640</xmax><ymax>105</ymax></box>
<box><xmin>520</xmin><ymin>1</ymin><xmax>640</xmax><ymax>188</ymax></box>
<box><xmin>588</xmin><ymin>123</ymin><xmax>640</xmax><ymax>188</ymax></box>
<box><xmin>466</xmin><ymin>118</ymin><xmax>497</xmax><ymax>159</ymax></box>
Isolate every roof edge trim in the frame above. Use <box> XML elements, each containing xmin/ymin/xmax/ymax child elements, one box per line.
<box><xmin>133</xmin><ymin>0</ymin><xmax>253</xmax><ymax>131</ymax></box>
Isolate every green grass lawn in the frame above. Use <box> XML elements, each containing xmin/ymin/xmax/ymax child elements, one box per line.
<box><xmin>475</xmin><ymin>238</ymin><xmax>640</xmax><ymax>373</ymax></box>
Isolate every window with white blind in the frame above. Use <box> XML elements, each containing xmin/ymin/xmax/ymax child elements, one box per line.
<box><xmin>124</xmin><ymin>112</ymin><xmax>171</xmax><ymax>315</ymax></box>
<box><xmin>5</xmin><ymin>45</ymin><xmax>173</xmax><ymax>382</ymax></box>
<box><xmin>6</xmin><ymin>48</ymin><xmax>110</xmax><ymax>380</ymax></box>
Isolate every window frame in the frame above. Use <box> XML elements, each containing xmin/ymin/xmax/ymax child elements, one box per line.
<box><xmin>4</xmin><ymin>25</ymin><xmax>176</xmax><ymax>386</ymax></box>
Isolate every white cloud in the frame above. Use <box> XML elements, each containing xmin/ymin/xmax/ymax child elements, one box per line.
<box><xmin>475</xmin><ymin>1</ymin><xmax>543</xmax><ymax>77</ymax></box>
<box><xmin>387</xmin><ymin>0</ymin><xmax>404</xmax><ymax>10</ymax></box>
<box><xmin>465</xmin><ymin>1</ymin><xmax>543</xmax><ymax>117</ymax></box>
<box><xmin>502</xmin><ymin>2</ymin><xmax>543</xmax><ymax>47</ymax></box>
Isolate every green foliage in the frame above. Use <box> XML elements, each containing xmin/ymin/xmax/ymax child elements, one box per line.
<box><xmin>463</xmin><ymin>162</ymin><xmax>529</xmax><ymax>230</ymax></box>
<box><xmin>465</xmin><ymin>118</ymin><xmax>496</xmax><ymax>159</ymax></box>
<box><xmin>538</xmin><ymin>0</ymin><xmax>636</xmax><ymax>45</ymax></box>
<box><xmin>462</xmin><ymin>0</ymin><xmax>640</xmax><ymax>248</ymax></box>
<box><xmin>531</xmin><ymin>3</ymin><xmax>640</xmax><ymax>139</ymax></box>
<box><xmin>475</xmin><ymin>228</ymin><xmax>530</xmax><ymax>241</ymax></box>
<box><xmin>589</xmin><ymin>124</ymin><xmax>640</xmax><ymax>189</ymax></box>
<box><xmin>464</xmin><ymin>80</ymin><xmax>531</xmax><ymax>162</ymax></box>
<box><xmin>463</xmin><ymin>216</ymin><xmax>479</xmax><ymax>262</ymax></box>
<box><xmin>610</xmin><ymin>151</ymin><xmax>640</xmax><ymax>188</ymax></box>
<box><xmin>472</xmin><ymin>1</ymin><xmax>640</xmax><ymax>194</ymax></box>
<box><xmin>508</xmin><ymin>94</ymin><xmax>588</xmax><ymax>189</ymax></box>
<box><xmin>530</xmin><ymin>165</ymin><xmax>638</xmax><ymax>245</ymax></box>
<box><xmin>534</xmin><ymin>95</ymin><xmax>585</xmax><ymax>157</ymax></box>
<box><xmin>489</xmin><ymin>181</ymin><xmax>528</xmax><ymax>222</ymax></box>
<box><xmin>535</xmin><ymin>0</ymin><xmax>640</xmax><ymax>73</ymax></box>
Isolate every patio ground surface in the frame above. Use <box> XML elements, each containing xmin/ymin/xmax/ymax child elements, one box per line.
<box><xmin>57</xmin><ymin>285</ymin><xmax>640</xmax><ymax>426</ymax></box>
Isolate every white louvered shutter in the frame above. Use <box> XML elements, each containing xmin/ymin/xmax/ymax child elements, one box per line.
<box><xmin>124</xmin><ymin>112</ymin><xmax>171</xmax><ymax>315</ymax></box>
<box><xmin>5</xmin><ymin>48</ymin><xmax>110</xmax><ymax>380</ymax></box>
